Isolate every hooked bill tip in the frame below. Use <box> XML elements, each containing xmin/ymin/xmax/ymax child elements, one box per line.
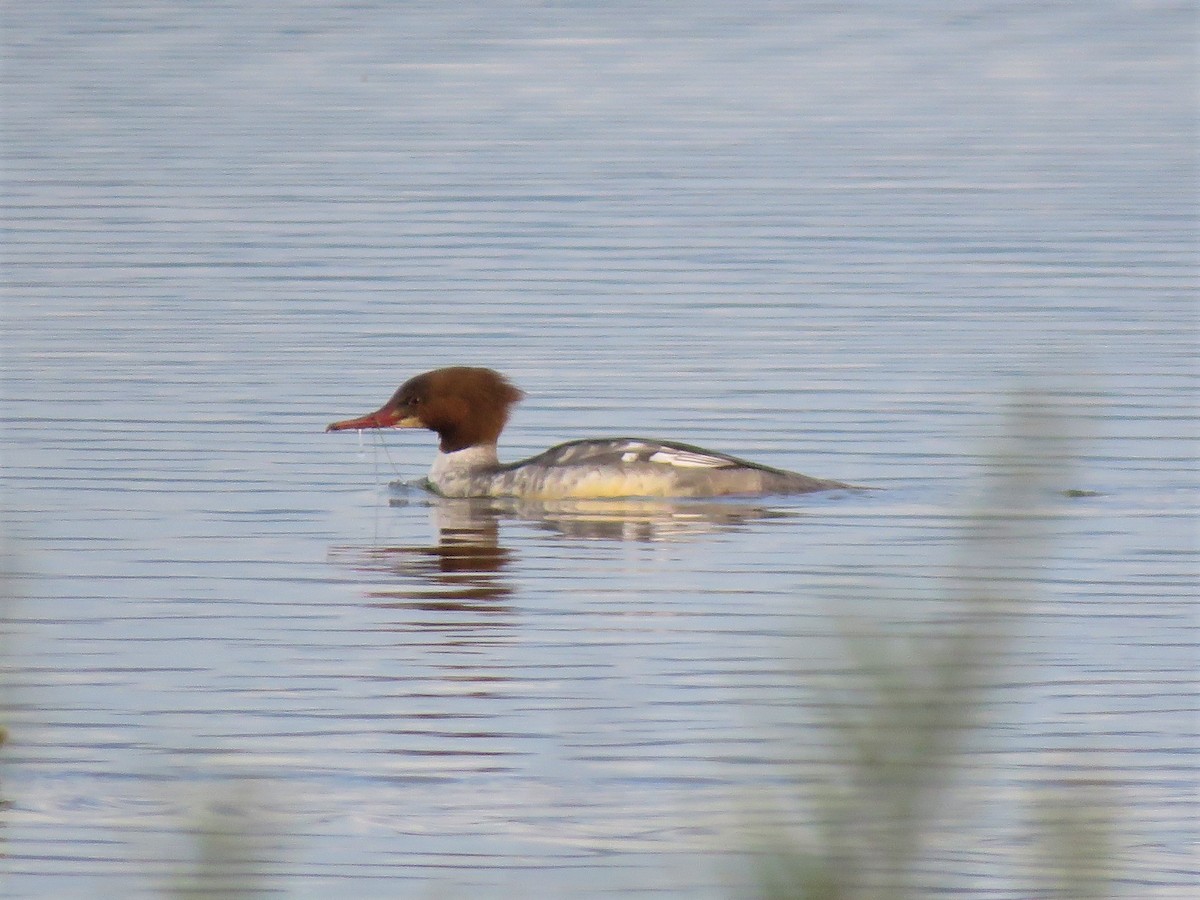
<box><xmin>326</xmin><ymin>408</ymin><xmax>398</xmax><ymax>432</ymax></box>
<box><xmin>326</xmin><ymin>415</ymin><xmax>372</xmax><ymax>432</ymax></box>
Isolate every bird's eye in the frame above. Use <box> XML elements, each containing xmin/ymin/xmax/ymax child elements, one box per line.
<box><xmin>409</xmin><ymin>396</ymin><xmax>421</xmax><ymax>406</ymax></box>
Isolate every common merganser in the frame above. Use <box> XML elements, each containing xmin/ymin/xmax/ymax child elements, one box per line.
<box><xmin>326</xmin><ymin>367</ymin><xmax>850</xmax><ymax>499</ymax></box>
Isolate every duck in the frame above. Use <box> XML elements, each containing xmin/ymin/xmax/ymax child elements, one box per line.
<box><xmin>327</xmin><ymin>367</ymin><xmax>851</xmax><ymax>499</ymax></box>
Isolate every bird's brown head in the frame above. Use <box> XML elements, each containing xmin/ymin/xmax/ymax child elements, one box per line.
<box><xmin>326</xmin><ymin>367</ymin><xmax>525</xmax><ymax>453</ymax></box>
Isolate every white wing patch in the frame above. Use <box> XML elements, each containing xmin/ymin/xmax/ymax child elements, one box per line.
<box><xmin>647</xmin><ymin>447</ymin><xmax>729</xmax><ymax>468</ymax></box>
<box><xmin>528</xmin><ymin>438</ymin><xmax>742</xmax><ymax>472</ymax></box>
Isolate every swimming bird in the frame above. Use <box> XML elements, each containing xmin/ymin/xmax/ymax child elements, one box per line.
<box><xmin>327</xmin><ymin>367</ymin><xmax>850</xmax><ymax>499</ymax></box>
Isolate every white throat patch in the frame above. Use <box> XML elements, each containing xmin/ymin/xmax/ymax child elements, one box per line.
<box><xmin>428</xmin><ymin>444</ymin><xmax>500</xmax><ymax>486</ymax></box>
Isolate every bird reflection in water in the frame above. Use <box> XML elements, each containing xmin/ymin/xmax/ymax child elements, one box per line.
<box><xmin>467</xmin><ymin>494</ymin><xmax>797</xmax><ymax>542</ymax></box>
<box><xmin>331</xmin><ymin>490</ymin><xmax>799</xmax><ymax>611</ymax></box>
<box><xmin>329</xmin><ymin>499</ymin><xmax>515</xmax><ymax>612</ymax></box>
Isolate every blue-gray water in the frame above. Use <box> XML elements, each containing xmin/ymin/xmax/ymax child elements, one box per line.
<box><xmin>2</xmin><ymin>2</ymin><xmax>1196</xmax><ymax>897</ymax></box>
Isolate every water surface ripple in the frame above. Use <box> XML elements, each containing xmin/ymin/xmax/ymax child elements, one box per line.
<box><xmin>2</xmin><ymin>2</ymin><xmax>1195</xmax><ymax>897</ymax></box>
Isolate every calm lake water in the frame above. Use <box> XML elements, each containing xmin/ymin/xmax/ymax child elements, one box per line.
<box><xmin>2</xmin><ymin>1</ymin><xmax>1196</xmax><ymax>897</ymax></box>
